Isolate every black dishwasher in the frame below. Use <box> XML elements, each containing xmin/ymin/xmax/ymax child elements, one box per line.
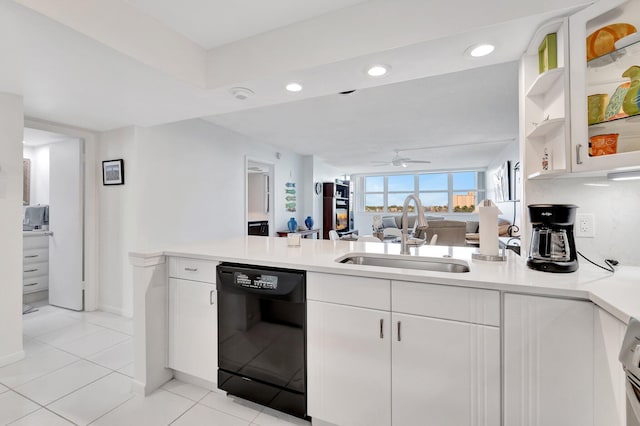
<box><xmin>217</xmin><ymin>263</ymin><xmax>307</xmax><ymax>419</ymax></box>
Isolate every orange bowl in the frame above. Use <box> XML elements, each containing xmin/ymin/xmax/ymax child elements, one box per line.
<box><xmin>589</xmin><ymin>133</ymin><xmax>618</xmax><ymax>156</ymax></box>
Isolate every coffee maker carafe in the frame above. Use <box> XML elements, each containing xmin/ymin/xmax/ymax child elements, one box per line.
<box><xmin>527</xmin><ymin>204</ymin><xmax>578</xmax><ymax>273</ymax></box>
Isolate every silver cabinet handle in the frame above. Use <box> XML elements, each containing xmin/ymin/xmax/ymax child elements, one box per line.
<box><xmin>397</xmin><ymin>321</ymin><xmax>402</xmax><ymax>342</ymax></box>
<box><xmin>184</xmin><ymin>267</ymin><xmax>198</xmax><ymax>272</ymax></box>
<box><xmin>24</xmin><ymin>269</ymin><xmax>38</xmax><ymax>273</ymax></box>
<box><xmin>209</xmin><ymin>290</ymin><xmax>215</xmax><ymax>305</ymax></box>
<box><xmin>24</xmin><ymin>282</ymin><xmax>38</xmax><ymax>286</ymax></box>
<box><xmin>25</xmin><ymin>254</ymin><xmax>38</xmax><ymax>258</ymax></box>
<box><xmin>379</xmin><ymin>319</ymin><xmax>384</xmax><ymax>339</ymax></box>
<box><xmin>576</xmin><ymin>144</ymin><xmax>583</xmax><ymax>165</ymax></box>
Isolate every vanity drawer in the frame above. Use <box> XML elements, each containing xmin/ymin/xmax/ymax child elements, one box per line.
<box><xmin>23</xmin><ymin>261</ymin><xmax>49</xmax><ymax>279</ymax></box>
<box><xmin>23</xmin><ymin>276</ymin><xmax>49</xmax><ymax>294</ymax></box>
<box><xmin>23</xmin><ymin>248</ymin><xmax>49</xmax><ymax>263</ymax></box>
<box><xmin>23</xmin><ymin>235</ymin><xmax>49</xmax><ymax>249</ymax></box>
<box><xmin>169</xmin><ymin>257</ymin><xmax>217</xmax><ymax>283</ymax></box>
<box><xmin>392</xmin><ymin>280</ymin><xmax>500</xmax><ymax>326</ymax></box>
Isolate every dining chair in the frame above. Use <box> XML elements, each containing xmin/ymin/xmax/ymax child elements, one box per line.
<box><xmin>383</xmin><ymin>228</ymin><xmax>402</xmax><ymax>238</ymax></box>
<box><xmin>429</xmin><ymin>234</ymin><xmax>438</xmax><ymax>245</ymax></box>
<box><xmin>328</xmin><ymin>230</ymin><xmax>340</xmax><ymax>241</ymax></box>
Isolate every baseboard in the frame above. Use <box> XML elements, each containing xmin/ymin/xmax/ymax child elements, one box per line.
<box><xmin>98</xmin><ymin>303</ymin><xmax>132</xmax><ymax>318</ymax></box>
<box><xmin>0</xmin><ymin>350</ymin><xmax>25</xmax><ymax>367</ymax></box>
<box><xmin>23</xmin><ymin>290</ymin><xmax>48</xmax><ymax>305</ymax></box>
<box><xmin>173</xmin><ymin>371</ymin><xmax>217</xmax><ymax>392</ymax></box>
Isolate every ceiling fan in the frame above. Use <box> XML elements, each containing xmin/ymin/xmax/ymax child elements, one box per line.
<box><xmin>372</xmin><ymin>149</ymin><xmax>431</xmax><ymax>167</ymax></box>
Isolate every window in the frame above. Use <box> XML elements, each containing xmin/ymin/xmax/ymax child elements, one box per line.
<box><xmin>361</xmin><ymin>171</ymin><xmax>485</xmax><ymax>213</ymax></box>
<box><xmin>364</xmin><ymin>176</ymin><xmax>384</xmax><ymax>212</ymax></box>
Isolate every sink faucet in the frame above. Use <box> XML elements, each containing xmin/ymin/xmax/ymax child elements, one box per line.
<box><xmin>400</xmin><ymin>194</ymin><xmax>430</xmax><ymax>255</ymax></box>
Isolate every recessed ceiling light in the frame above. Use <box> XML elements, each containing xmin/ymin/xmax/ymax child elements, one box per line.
<box><xmin>468</xmin><ymin>44</ymin><xmax>495</xmax><ymax>57</ymax></box>
<box><xmin>286</xmin><ymin>82</ymin><xmax>303</xmax><ymax>92</ymax></box>
<box><xmin>366</xmin><ymin>65</ymin><xmax>390</xmax><ymax>77</ymax></box>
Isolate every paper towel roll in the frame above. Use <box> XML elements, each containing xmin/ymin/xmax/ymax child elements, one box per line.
<box><xmin>479</xmin><ymin>200</ymin><xmax>500</xmax><ymax>256</ymax></box>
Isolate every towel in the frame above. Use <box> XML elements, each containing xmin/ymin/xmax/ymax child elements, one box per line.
<box><xmin>24</xmin><ymin>205</ymin><xmax>49</xmax><ymax>226</ymax></box>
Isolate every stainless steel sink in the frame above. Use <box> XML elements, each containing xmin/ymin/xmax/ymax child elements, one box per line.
<box><xmin>336</xmin><ymin>253</ymin><xmax>470</xmax><ymax>273</ymax></box>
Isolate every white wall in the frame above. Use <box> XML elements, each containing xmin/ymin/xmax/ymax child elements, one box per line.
<box><xmin>98</xmin><ymin>119</ymin><xmax>304</xmax><ymax>316</ymax></box>
<box><xmin>23</xmin><ymin>144</ymin><xmax>50</xmax><ymax>205</ymax></box>
<box><xmin>247</xmin><ymin>173</ymin><xmax>268</xmax><ymax>221</ymax></box>
<box><xmin>486</xmin><ymin>140</ymin><xmax>521</xmax><ymax>232</ymax></box>
<box><xmin>98</xmin><ymin>127</ymin><xmax>138</xmax><ymax>316</ymax></box>
<box><xmin>0</xmin><ymin>93</ymin><xmax>25</xmax><ymax>366</ymax></box>
<box><xmin>526</xmin><ymin>177</ymin><xmax>640</xmax><ymax>266</ymax></box>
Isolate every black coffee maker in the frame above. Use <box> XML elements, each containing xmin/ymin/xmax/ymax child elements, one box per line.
<box><xmin>527</xmin><ymin>204</ymin><xmax>578</xmax><ymax>273</ymax></box>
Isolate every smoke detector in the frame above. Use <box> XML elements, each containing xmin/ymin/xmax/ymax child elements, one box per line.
<box><xmin>230</xmin><ymin>87</ymin><xmax>254</xmax><ymax>100</ymax></box>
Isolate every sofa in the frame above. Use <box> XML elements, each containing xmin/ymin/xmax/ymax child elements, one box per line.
<box><xmin>380</xmin><ymin>215</ymin><xmax>512</xmax><ymax>247</ymax></box>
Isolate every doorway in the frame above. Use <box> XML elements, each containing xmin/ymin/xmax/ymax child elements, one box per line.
<box><xmin>23</xmin><ymin>127</ymin><xmax>85</xmax><ymax>312</ymax></box>
<box><xmin>246</xmin><ymin>159</ymin><xmax>274</xmax><ymax>236</ymax></box>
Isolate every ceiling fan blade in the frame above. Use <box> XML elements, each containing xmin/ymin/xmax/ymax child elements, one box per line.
<box><xmin>404</xmin><ymin>160</ymin><xmax>431</xmax><ymax>163</ymax></box>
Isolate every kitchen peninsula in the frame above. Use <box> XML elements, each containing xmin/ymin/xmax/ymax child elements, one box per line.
<box><xmin>130</xmin><ymin>237</ymin><xmax>639</xmax><ymax>426</ymax></box>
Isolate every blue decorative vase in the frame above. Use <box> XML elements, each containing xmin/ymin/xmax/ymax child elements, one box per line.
<box><xmin>304</xmin><ymin>216</ymin><xmax>314</xmax><ymax>230</ymax></box>
<box><xmin>287</xmin><ymin>217</ymin><xmax>297</xmax><ymax>232</ymax></box>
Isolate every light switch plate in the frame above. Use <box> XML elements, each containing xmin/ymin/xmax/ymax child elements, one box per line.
<box><xmin>575</xmin><ymin>213</ymin><xmax>595</xmax><ymax>238</ymax></box>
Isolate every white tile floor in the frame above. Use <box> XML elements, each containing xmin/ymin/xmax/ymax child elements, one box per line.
<box><xmin>0</xmin><ymin>304</ymin><xmax>311</xmax><ymax>426</ymax></box>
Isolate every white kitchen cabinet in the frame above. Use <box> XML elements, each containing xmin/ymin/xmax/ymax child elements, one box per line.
<box><xmin>307</xmin><ymin>273</ymin><xmax>501</xmax><ymax>426</ymax></box>
<box><xmin>307</xmin><ymin>300</ymin><xmax>391</xmax><ymax>426</ymax></box>
<box><xmin>168</xmin><ymin>277</ymin><xmax>217</xmax><ymax>383</ymax></box>
<box><xmin>520</xmin><ymin>18</ymin><xmax>571</xmax><ymax>180</ymax></box>
<box><xmin>593</xmin><ymin>307</ymin><xmax>627</xmax><ymax>426</ymax></box>
<box><xmin>504</xmin><ymin>293</ymin><xmax>594</xmax><ymax>426</ymax></box>
<box><xmin>569</xmin><ymin>0</ymin><xmax>640</xmax><ymax>173</ymax></box>
<box><xmin>391</xmin><ymin>312</ymin><xmax>500</xmax><ymax>426</ymax></box>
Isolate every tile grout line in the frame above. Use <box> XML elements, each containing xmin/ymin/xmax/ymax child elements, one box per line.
<box><xmin>166</xmin><ymin>398</ymin><xmax>199</xmax><ymax>425</ymax></box>
<box><xmin>8</xmin><ymin>367</ymin><xmax>113</xmax><ymax>414</ymax></box>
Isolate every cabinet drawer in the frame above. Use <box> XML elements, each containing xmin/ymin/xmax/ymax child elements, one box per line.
<box><xmin>392</xmin><ymin>281</ymin><xmax>500</xmax><ymax>326</ymax></box>
<box><xmin>168</xmin><ymin>257</ymin><xmax>217</xmax><ymax>283</ymax></box>
<box><xmin>23</xmin><ymin>276</ymin><xmax>49</xmax><ymax>294</ymax></box>
<box><xmin>307</xmin><ymin>272</ymin><xmax>390</xmax><ymax>310</ymax></box>
<box><xmin>23</xmin><ymin>248</ymin><xmax>49</xmax><ymax>263</ymax></box>
<box><xmin>23</xmin><ymin>261</ymin><xmax>48</xmax><ymax>279</ymax></box>
<box><xmin>23</xmin><ymin>235</ymin><xmax>49</xmax><ymax>249</ymax></box>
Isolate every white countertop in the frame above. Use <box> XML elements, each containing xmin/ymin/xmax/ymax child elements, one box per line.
<box><xmin>23</xmin><ymin>230</ymin><xmax>51</xmax><ymax>237</ymax></box>
<box><xmin>130</xmin><ymin>236</ymin><xmax>640</xmax><ymax>324</ymax></box>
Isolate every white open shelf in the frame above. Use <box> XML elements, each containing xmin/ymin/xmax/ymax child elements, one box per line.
<box><xmin>527</xmin><ymin>169</ymin><xmax>567</xmax><ymax>180</ymax></box>
<box><xmin>526</xmin><ymin>67</ymin><xmax>564</xmax><ymax>97</ymax></box>
<box><xmin>527</xmin><ymin>117</ymin><xmax>565</xmax><ymax>138</ymax></box>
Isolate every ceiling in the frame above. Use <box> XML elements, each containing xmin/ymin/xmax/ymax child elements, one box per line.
<box><xmin>123</xmin><ymin>0</ymin><xmax>373</xmax><ymax>49</ymax></box>
<box><xmin>23</xmin><ymin>128</ymin><xmax>71</xmax><ymax>146</ymax></box>
<box><xmin>205</xmin><ymin>61</ymin><xmax>520</xmax><ymax>174</ymax></box>
<box><xmin>4</xmin><ymin>0</ymin><xmax>590</xmax><ymax>172</ymax></box>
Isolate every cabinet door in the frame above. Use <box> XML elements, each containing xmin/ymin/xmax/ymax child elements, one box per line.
<box><xmin>168</xmin><ymin>278</ymin><xmax>217</xmax><ymax>383</ymax></box>
<box><xmin>307</xmin><ymin>300</ymin><xmax>391</xmax><ymax>426</ymax></box>
<box><xmin>504</xmin><ymin>294</ymin><xmax>594</xmax><ymax>426</ymax></box>
<box><xmin>594</xmin><ymin>307</ymin><xmax>627</xmax><ymax>426</ymax></box>
<box><xmin>391</xmin><ymin>313</ymin><xmax>500</xmax><ymax>426</ymax></box>
<box><xmin>569</xmin><ymin>0</ymin><xmax>640</xmax><ymax>173</ymax></box>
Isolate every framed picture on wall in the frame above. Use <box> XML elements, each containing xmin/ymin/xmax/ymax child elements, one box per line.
<box><xmin>102</xmin><ymin>159</ymin><xmax>124</xmax><ymax>185</ymax></box>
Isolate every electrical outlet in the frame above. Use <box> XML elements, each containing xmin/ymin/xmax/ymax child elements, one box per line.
<box><xmin>575</xmin><ymin>213</ymin><xmax>595</xmax><ymax>238</ymax></box>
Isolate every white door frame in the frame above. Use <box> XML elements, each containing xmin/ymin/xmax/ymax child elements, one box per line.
<box><xmin>24</xmin><ymin>118</ymin><xmax>98</xmax><ymax>311</ymax></box>
<box><xmin>245</xmin><ymin>157</ymin><xmax>275</xmax><ymax>236</ymax></box>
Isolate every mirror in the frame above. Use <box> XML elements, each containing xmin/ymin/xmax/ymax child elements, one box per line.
<box><xmin>23</xmin><ymin>158</ymin><xmax>30</xmax><ymax>206</ymax></box>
